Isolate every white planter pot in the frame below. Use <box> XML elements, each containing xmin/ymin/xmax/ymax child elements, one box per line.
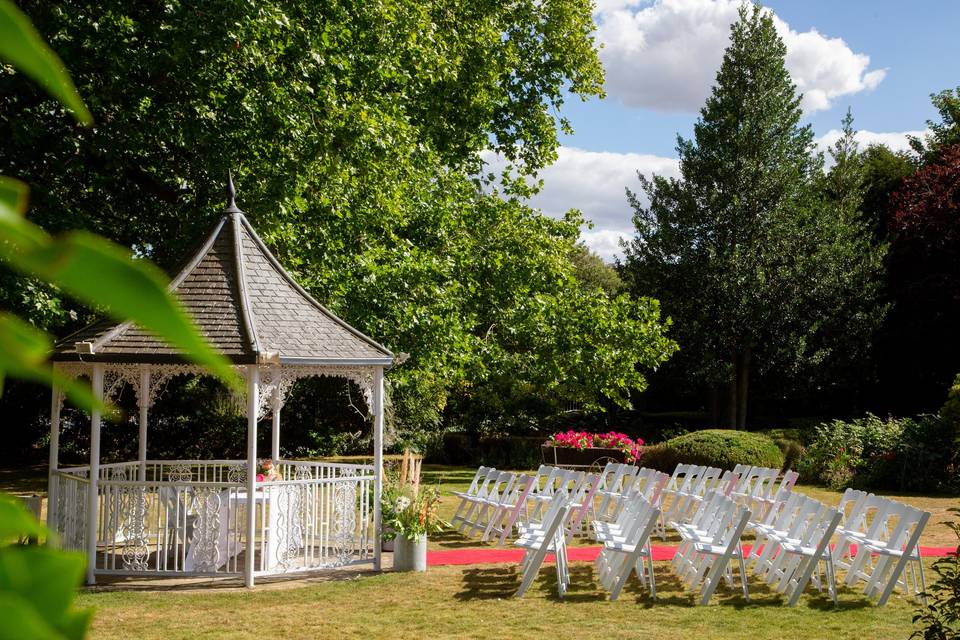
<box><xmin>393</xmin><ymin>534</ymin><xmax>427</xmax><ymax>572</ymax></box>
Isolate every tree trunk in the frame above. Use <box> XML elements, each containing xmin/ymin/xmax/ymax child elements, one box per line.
<box><xmin>709</xmin><ymin>385</ymin><xmax>720</xmax><ymax>427</ymax></box>
<box><xmin>726</xmin><ymin>355</ymin><xmax>738</xmax><ymax>428</ymax></box>
<box><xmin>736</xmin><ymin>347</ymin><xmax>751</xmax><ymax>429</ymax></box>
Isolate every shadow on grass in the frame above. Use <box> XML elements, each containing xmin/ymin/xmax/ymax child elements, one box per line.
<box><xmin>456</xmin><ymin>561</ymin><xmax>876</xmax><ymax>610</ymax></box>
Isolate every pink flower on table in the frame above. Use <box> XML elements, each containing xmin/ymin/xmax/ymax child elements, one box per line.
<box><xmin>256</xmin><ymin>473</ymin><xmax>265</xmax><ymax>482</ymax></box>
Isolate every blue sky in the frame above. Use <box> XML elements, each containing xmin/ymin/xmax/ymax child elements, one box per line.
<box><xmin>513</xmin><ymin>0</ymin><xmax>960</xmax><ymax>259</ymax></box>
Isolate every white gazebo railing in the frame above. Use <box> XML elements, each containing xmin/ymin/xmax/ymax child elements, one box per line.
<box><xmin>52</xmin><ymin>459</ymin><xmax>374</xmax><ymax>577</ymax></box>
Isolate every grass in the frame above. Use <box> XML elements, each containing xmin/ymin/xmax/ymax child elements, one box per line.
<box><xmin>77</xmin><ymin>561</ymin><xmax>933</xmax><ymax>640</ymax></box>
<box><xmin>3</xmin><ymin>463</ymin><xmax>956</xmax><ymax>639</ymax></box>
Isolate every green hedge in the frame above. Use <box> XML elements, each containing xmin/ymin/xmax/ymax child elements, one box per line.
<box><xmin>641</xmin><ymin>429</ymin><xmax>784</xmax><ymax>472</ymax></box>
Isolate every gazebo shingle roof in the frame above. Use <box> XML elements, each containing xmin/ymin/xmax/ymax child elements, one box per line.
<box><xmin>52</xmin><ymin>193</ymin><xmax>393</xmax><ymax>366</ymax></box>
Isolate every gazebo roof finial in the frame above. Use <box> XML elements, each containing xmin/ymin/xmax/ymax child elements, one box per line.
<box><xmin>225</xmin><ymin>169</ymin><xmax>242</xmax><ymax>214</ymax></box>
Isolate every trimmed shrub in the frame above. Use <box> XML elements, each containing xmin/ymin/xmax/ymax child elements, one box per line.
<box><xmin>641</xmin><ymin>429</ymin><xmax>784</xmax><ymax>473</ymax></box>
<box><xmin>774</xmin><ymin>438</ymin><xmax>805</xmax><ymax>472</ymax></box>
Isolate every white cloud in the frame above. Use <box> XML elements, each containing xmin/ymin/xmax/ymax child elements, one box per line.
<box><xmin>815</xmin><ymin>128</ymin><xmax>926</xmax><ymax>158</ymax></box>
<box><xmin>482</xmin><ymin>146</ymin><xmax>679</xmax><ymax>261</ymax></box>
<box><xmin>597</xmin><ymin>0</ymin><xmax>885</xmax><ymax>114</ymax></box>
<box><xmin>579</xmin><ymin>229</ymin><xmax>634</xmax><ymax>262</ymax></box>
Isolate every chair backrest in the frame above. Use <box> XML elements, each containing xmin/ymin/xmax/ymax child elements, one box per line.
<box><xmin>472</xmin><ymin>468</ymin><xmax>501</xmax><ymax>498</ymax></box>
<box><xmin>665</xmin><ymin>463</ymin><xmax>693</xmax><ymax>492</ymax></box>
<box><xmin>883</xmin><ymin>502</ymin><xmax>929</xmax><ymax>551</ymax></box>
<box><xmin>465</xmin><ymin>466</ymin><xmax>493</xmax><ymax>496</ymax></box>
<box><xmin>732</xmin><ymin>465</ymin><xmax>758</xmax><ymax>494</ymax></box>
<box><xmin>501</xmin><ymin>473</ymin><xmax>533</xmax><ymax>507</ymax></box>
<box><xmin>715</xmin><ymin>469</ymin><xmax>740</xmax><ymax>497</ymax></box>
<box><xmin>644</xmin><ymin>471</ymin><xmax>670</xmax><ymax>505</ymax></box>
<box><xmin>771</xmin><ymin>470</ymin><xmax>799</xmax><ymax>501</ymax></box>
<box><xmin>759</xmin><ymin>487</ymin><xmax>804</xmax><ymax>529</ymax></box>
<box><xmin>706</xmin><ymin>494</ymin><xmax>749</xmax><ymax>547</ymax></box>
<box><xmin>837</xmin><ymin>488</ymin><xmax>872</xmax><ymax>532</ymax></box>
<box><xmin>619</xmin><ymin>493</ymin><xmax>661</xmax><ymax>546</ymax></box>
<box><xmin>749</xmin><ymin>467</ymin><xmax>781</xmax><ymax>499</ymax></box>
<box><xmin>690</xmin><ymin>467</ymin><xmax>721</xmax><ymax>497</ymax></box>
<box><xmin>485</xmin><ymin>471</ymin><xmax>516</xmax><ymax>503</ymax></box>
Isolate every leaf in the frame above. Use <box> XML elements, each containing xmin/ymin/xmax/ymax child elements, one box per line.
<box><xmin>0</xmin><ymin>592</ymin><xmax>67</xmax><ymax>640</ymax></box>
<box><xmin>0</xmin><ymin>495</ymin><xmax>45</xmax><ymax>541</ymax></box>
<box><xmin>0</xmin><ymin>546</ymin><xmax>90</xmax><ymax>640</ymax></box>
<box><xmin>0</xmin><ymin>314</ymin><xmax>103</xmax><ymax>412</ymax></box>
<box><xmin>0</xmin><ymin>0</ymin><xmax>92</xmax><ymax>125</ymax></box>
<box><xmin>22</xmin><ymin>231</ymin><xmax>240</xmax><ymax>389</ymax></box>
<box><xmin>0</xmin><ymin>188</ymin><xmax>240</xmax><ymax>392</ymax></box>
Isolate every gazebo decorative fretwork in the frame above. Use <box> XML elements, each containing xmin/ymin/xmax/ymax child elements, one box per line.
<box><xmin>47</xmin><ymin>178</ymin><xmax>393</xmax><ymax>586</ymax></box>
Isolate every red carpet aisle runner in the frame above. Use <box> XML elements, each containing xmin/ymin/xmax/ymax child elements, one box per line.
<box><xmin>426</xmin><ymin>545</ymin><xmax>957</xmax><ymax>567</ymax></box>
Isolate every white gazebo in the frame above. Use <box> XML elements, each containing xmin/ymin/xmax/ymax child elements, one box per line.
<box><xmin>47</xmin><ymin>178</ymin><xmax>393</xmax><ymax>586</ymax></box>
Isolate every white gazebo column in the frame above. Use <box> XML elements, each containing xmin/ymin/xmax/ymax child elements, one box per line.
<box><xmin>244</xmin><ymin>365</ymin><xmax>259</xmax><ymax>588</ymax></box>
<box><xmin>46</xmin><ymin>386</ymin><xmax>63</xmax><ymax>531</ymax></box>
<box><xmin>86</xmin><ymin>364</ymin><xmax>104</xmax><ymax>585</ymax></box>
<box><xmin>372</xmin><ymin>366</ymin><xmax>384</xmax><ymax>571</ymax></box>
<box><xmin>270</xmin><ymin>366</ymin><xmax>281</xmax><ymax>462</ymax></box>
<box><xmin>138</xmin><ymin>367</ymin><xmax>150</xmax><ymax>482</ymax></box>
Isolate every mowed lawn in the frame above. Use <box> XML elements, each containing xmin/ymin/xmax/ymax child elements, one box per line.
<box><xmin>4</xmin><ymin>464</ymin><xmax>957</xmax><ymax>639</ymax></box>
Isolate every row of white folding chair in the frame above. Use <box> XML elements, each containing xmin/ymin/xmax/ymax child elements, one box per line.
<box><xmin>749</xmin><ymin>492</ymin><xmax>842</xmax><ymax>606</ymax></box>
<box><xmin>452</xmin><ymin>469</ymin><xmax>520</xmax><ymax>537</ymax></box>
<box><xmin>743</xmin><ymin>470</ymin><xmax>799</xmax><ymax>523</ymax></box>
<box><xmin>514</xmin><ymin>492</ymin><xmax>574</xmax><ymax>598</ymax></box>
<box><xmin>526</xmin><ymin>466</ymin><xmax>598</xmax><ymax>538</ymax></box>
<box><xmin>450</xmin><ymin>466</ymin><xmax>497</xmax><ymax>528</ymax></box>
<box><xmin>670</xmin><ymin>491</ymin><xmax>752</xmax><ymax>605</ymax></box>
<box><xmin>658</xmin><ymin>465</ymin><xmax>734</xmax><ymax>538</ymax></box>
<box><xmin>731</xmin><ymin>466</ymin><xmax>781</xmax><ymax>507</ymax></box>
<box><xmin>593</xmin><ymin>462</ymin><xmax>641</xmax><ymax>521</ymax></box>
<box><xmin>595</xmin><ymin>467</ymin><xmax>668</xmax><ymax>525</ymax></box>
<box><xmin>833</xmin><ymin>490</ymin><xmax>929</xmax><ymax>606</ymax></box>
<box><xmin>592</xmin><ymin>491</ymin><xmax>662</xmax><ymax>600</ymax></box>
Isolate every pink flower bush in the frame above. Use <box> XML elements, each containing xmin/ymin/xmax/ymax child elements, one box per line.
<box><xmin>546</xmin><ymin>430</ymin><xmax>645</xmax><ymax>463</ymax></box>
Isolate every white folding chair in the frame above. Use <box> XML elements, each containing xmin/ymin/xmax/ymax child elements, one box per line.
<box><xmin>459</xmin><ymin>471</ymin><xmax>516</xmax><ymax>536</ymax></box>
<box><xmin>450</xmin><ymin>466</ymin><xmax>495</xmax><ymax>529</ymax></box>
<box><xmin>831</xmin><ymin>488</ymin><xmax>875</xmax><ymax>573</ymax></box>
<box><xmin>762</xmin><ymin>497</ymin><xmax>842</xmax><ymax>606</ymax></box>
<box><xmin>594</xmin><ymin>493</ymin><xmax>662</xmax><ymax>601</ymax></box>
<box><xmin>486</xmin><ymin>474</ymin><xmax>536</xmax><ymax>544</ymax></box>
<box><xmin>672</xmin><ymin>492</ymin><xmax>751</xmax><ymax>605</ymax></box>
<box><xmin>845</xmin><ymin>500</ymin><xmax>929</xmax><ymax>606</ymax></box>
<box><xmin>514</xmin><ymin>493</ymin><xmax>572</xmax><ymax>598</ymax></box>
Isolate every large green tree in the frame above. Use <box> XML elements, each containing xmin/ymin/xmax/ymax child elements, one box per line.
<box><xmin>0</xmin><ymin>0</ymin><xmax>675</xmax><ymax>448</ymax></box>
<box><xmin>622</xmin><ymin>4</ymin><xmax>884</xmax><ymax>428</ymax></box>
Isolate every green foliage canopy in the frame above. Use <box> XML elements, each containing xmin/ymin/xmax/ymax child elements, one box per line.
<box><xmin>0</xmin><ymin>0</ymin><xmax>674</xmax><ymax>438</ymax></box>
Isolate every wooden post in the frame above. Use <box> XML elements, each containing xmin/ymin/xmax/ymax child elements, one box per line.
<box><xmin>86</xmin><ymin>364</ymin><xmax>104</xmax><ymax>585</ymax></box>
<box><xmin>138</xmin><ymin>368</ymin><xmax>150</xmax><ymax>482</ymax></box>
<box><xmin>271</xmin><ymin>366</ymin><xmax>281</xmax><ymax>462</ymax></box>
<box><xmin>244</xmin><ymin>365</ymin><xmax>259</xmax><ymax>588</ymax></box>
<box><xmin>372</xmin><ymin>366</ymin><xmax>384</xmax><ymax>571</ymax></box>
<box><xmin>46</xmin><ymin>386</ymin><xmax>62</xmax><ymax>531</ymax></box>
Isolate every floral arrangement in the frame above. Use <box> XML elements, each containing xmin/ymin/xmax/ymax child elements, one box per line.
<box><xmin>382</xmin><ymin>485</ymin><xmax>446</xmax><ymax>541</ymax></box>
<box><xmin>381</xmin><ymin>450</ymin><xmax>447</xmax><ymax>541</ymax></box>
<box><xmin>546</xmin><ymin>430</ymin><xmax>644</xmax><ymax>463</ymax></box>
<box><xmin>256</xmin><ymin>459</ymin><xmax>280</xmax><ymax>482</ymax></box>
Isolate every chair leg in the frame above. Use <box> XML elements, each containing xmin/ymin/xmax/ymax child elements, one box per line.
<box><xmin>646</xmin><ymin>550</ymin><xmax>657</xmax><ymax>600</ymax></box>
<box><xmin>737</xmin><ymin>545</ymin><xmax>749</xmax><ymax>601</ymax></box>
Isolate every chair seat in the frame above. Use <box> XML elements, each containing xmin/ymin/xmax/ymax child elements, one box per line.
<box><xmin>863</xmin><ymin>543</ymin><xmax>910</xmax><ymax>558</ymax></box>
<box><xmin>693</xmin><ymin>542</ymin><xmax>741</xmax><ymax>557</ymax></box>
<box><xmin>778</xmin><ymin>542</ymin><xmax>822</xmax><ymax>557</ymax></box>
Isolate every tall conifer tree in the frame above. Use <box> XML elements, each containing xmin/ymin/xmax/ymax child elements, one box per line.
<box><xmin>624</xmin><ymin>4</ymin><xmax>884</xmax><ymax>427</ymax></box>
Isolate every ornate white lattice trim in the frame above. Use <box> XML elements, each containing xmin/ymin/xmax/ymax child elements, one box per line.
<box><xmin>52</xmin><ymin>362</ymin><xmax>378</xmax><ymax>419</ymax></box>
